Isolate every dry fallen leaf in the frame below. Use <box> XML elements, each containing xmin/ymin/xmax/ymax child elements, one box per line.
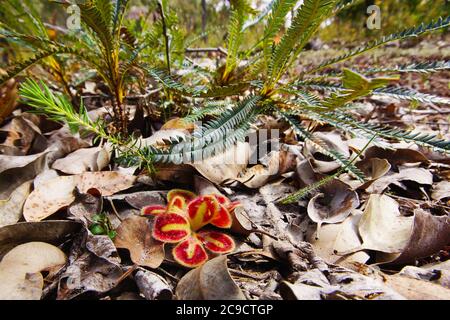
<box><xmin>0</xmin><ymin>73</ymin><xmax>18</xmax><ymax>124</ymax></box>
<box><xmin>52</xmin><ymin>146</ymin><xmax>111</xmax><ymax>175</ymax></box>
<box><xmin>367</xmin><ymin>167</ymin><xmax>433</xmax><ymax>194</ymax></box>
<box><xmin>23</xmin><ymin>176</ymin><xmax>78</xmax><ymax>222</ymax></box>
<box><xmin>431</xmin><ymin>181</ymin><xmax>450</xmax><ymax>201</ymax></box>
<box><xmin>355</xmin><ymin>194</ymin><xmax>414</xmax><ymax>254</ymax></box>
<box><xmin>114</xmin><ymin>216</ymin><xmax>165</xmax><ymax>268</ymax></box>
<box><xmin>194</xmin><ymin>142</ymin><xmax>250</xmax><ymax>185</ymax></box>
<box><xmin>0</xmin><ymin>180</ymin><xmax>32</xmax><ymax>227</ymax></box>
<box><xmin>135</xmin><ymin>270</ymin><xmax>173</xmax><ymax>300</ymax></box>
<box><xmin>0</xmin><ymin>221</ymin><xmax>81</xmax><ymax>258</ymax></box>
<box><xmin>0</xmin><ymin>151</ymin><xmax>49</xmax><ymax>175</ymax></box>
<box><xmin>376</xmin><ymin>209</ymin><xmax>450</xmax><ymax>264</ymax></box>
<box><xmin>307</xmin><ymin>212</ymin><xmax>369</xmax><ymax>266</ymax></box>
<box><xmin>176</xmin><ymin>256</ymin><xmax>246</xmax><ymax>300</ymax></box>
<box><xmin>384</xmin><ymin>274</ymin><xmax>450</xmax><ymax>300</ymax></box>
<box><xmin>342</xmin><ymin>157</ymin><xmax>391</xmax><ymax>190</ymax></box>
<box><xmin>307</xmin><ymin>179</ymin><xmax>360</xmax><ymax>239</ymax></box>
<box><xmin>364</xmin><ymin>146</ymin><xmax>429</xmax><ymax>167</ymax></box>
<box><xmin>77</xmin><ymin>172</ymin><xmax>136</xmax><ymax>196</ymax></box>
<box><xmin>58</xmin><ymin>231</ymin><xmax>123</xmax><ymax>300</ymax></box>
<box><xmin>0</xmin><ymin>242</ymin><xmax>67</xmax><ymax>300</ymax></box>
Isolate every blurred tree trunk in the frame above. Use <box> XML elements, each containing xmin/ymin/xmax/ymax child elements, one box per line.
<box><xmin>201</xmin><ymin>0</ymin><xmax>207</xmax><ymax>40</ymax></box>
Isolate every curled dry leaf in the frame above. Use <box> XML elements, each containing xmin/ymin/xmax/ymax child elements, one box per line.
<box><xmin>305</xmin><ymin>131</ymin><xmax>350</xmax><ymax>174</ymax></box>
<box><xmin>135</xmin><ymin>270</ymin><xmax>172</xmax><ymax>300</ymax></box>
<box><xmin>194</xmin><ymin>142</ymin><xmax>250</xmax><ymax>185</ymax></box>
<box><xmin>343</xmin><ymin>157</ymin><xmax>391</xmax><ymax>190</ymax></box>
<box><xmin>0</xmin><ymin>221</ymin><xmax>81</xmax><ymax>258</ymax></box>
<box><xmin>52</xmin><ymin>146</ymin><xmax>111</xmax><ymax>175</ymax></box>
<box><xmin>235</xmin><ymin>149</ymin><xmax>297</xmax><ymax>189</ymax></box>
<box><xmin>364</xmin><ymin>146</ymin><xmax>429</xmax><ymax>167</ymax></box>
<box><xmin>175</xmin><ymin>255</ymin><xmax>245</xmax><ymax>300</ymax></box>
<box><xmin>352</xmin><ymin>194</ymin><xmax>414</xmax><ymax>254</ymax></box>
<box><xmin>307</xmin><ymin>179</ymin><xmax>360</xmax><ymax>239</ymax></box>
<box><xmin>0</xmin><ymin>116</ymin><xmax>41</xmax><ymax>155</ymax></box>
<box><xmin>23</xmin><ymin>176</ymin><xmax>78</xmax><ymax>222</ymax></box>
<box><xmin>367</xmin><ymin>167</ymin><xmax>433</xmax><ymax>194</ymax></box>
<box><xmin>0</xmin><ymin>71</ymin><xmax>18</xmax><ymax>124</ymax></box>
<box><xmin>0</xmin><ymin>150</ymin><xmax>49</xmax><ymax>175</ymax></box>
<box><xmin>0</xmin><ymin>180</ymin><xmax>32</xmax><ymax>227</ymax></box>
<box><xmin>58</xmin><ymin>231</ymin><xmax>123</xmax><ymax>300</ymax></box>
<box><xmin>0</xmin><ymin>242</ymin><xmax>67</xmax><ymax>300</ymax></box>
<box><xmin>307</xmin><ymin>213</ymin><xmax>369</xmax><ymax>267</ymax></box>
<box><xmin>45</xmin><ymin>126</ymin><xmax>91</xmax><ymax>164</ymax></box>
<box><xmin>0</xmin><ymin>150</ymin><xmax>47</xmax><ymax>201</ymax></box>
<box><xmin>114</xmin><ymin>216</ymin><xmax>165</xmax><ymax>268</ymax></box>
<box><xmin>432</xmin><ymin>181</ymin><xmax>450</xmax><ymax>201</ymax></box>
<box><xmin>376</xmin><ymin>209</ymin><xmax>450</xmax><ymax>264</ymax></box>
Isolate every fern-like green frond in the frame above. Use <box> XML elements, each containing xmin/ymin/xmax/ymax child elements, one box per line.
<box><xmin>365</xmin><ymin>61</ymin><xmax>450</xmax><ymax>74</ymax></box>
<box><xmin>184</xmin><ymin>101</ymin><xmax>234</xmax><ymax>123</ymax></box>
<box><xmin>334</xmin><ymin>0</ymin><xmax>364</xmax><ymax>14</ymax></box>
<box><xmin>138</xmin><ymin>96</ymin><xmax>262</xmax><ymax>164</ymax></box>
<box><xmin>263</xmin><ymin>0</ymin><xmax>298</xmax><ymax>67</ymax></box>
<box><xmin>224</xmin><ymin>0</ymin><xmax>252</xmax><ymax>79</ymax></box>
<box><xmin>373</xmin><ymin>87</ymin><xmax>450</xmax><ymax>105</ymax></box>
<box><xmin>242</xmin><ymin>0</ymin><xmax>277</xmax><ymax>31</ymax></box>
<box><xmin>280</xmin><ymin>112</ymin><xmax>366</xmax><ymax>181</ymax></box>
<box><xmin>199</xmin><ymin>82</ymin><xmax>251</xmax><ymax>98</ymax></box>
<box><xmin>308</xmin><ymin>16</ymin><xmax>450</xmax><ymax>74</ymax></box>
<box><xmin>308</xmin><ymin>110</ymin><xmax>450</xmax><ymax>153</ymax></box>
<box><xmin>77</xmin><ymin>0</ymin><xmax>114</xmax><ymax>54</ymax></box>
<box><xmin>0</xmin><ymin>47</ymin><xmax>65</xmax><ymax>85</ymax></box>
<box><xmin>268</xmin><ymin>0</ymin><xmax>337</xmax><ymax>86</ymax></box>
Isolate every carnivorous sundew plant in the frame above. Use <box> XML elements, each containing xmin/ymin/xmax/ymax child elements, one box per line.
<box><xmin>3</xmin><ymin>0</ymin><xmax>450</xmax><ymax>203</ymax></box>
<box><xmin>142</xmin><ymin>189</ymin><xmax>239</xmax><ymax>267</ymax></box>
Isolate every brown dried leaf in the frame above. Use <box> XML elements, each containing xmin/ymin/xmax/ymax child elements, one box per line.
<box><xmin>176</xmin><ymin>256</ymin><xmax>246</xmax><ymax>300</ymax></box>
<box><xmin>114</xmin><ymin>216</ymin><xmax>165</xmax><ymax>268</ymax></box>
<box><xmin>376</xmin><ymin>209</ymin><xmax>450</xmax><ymax>264</ymax></box>
<box><xmin>358</xmin><ymin>194</ymin><xmax>413</xmax><ymax>254</ymax></box>
<box><xmin>0</xmin><ymin>180</ymin><xmax>32</xmax><ymax>227</ymax></box>
<box><xmin>135</xmin><ymin>270</ymin><xmax>172</xmax><ymax>300</ymax></box>
<box><xmin>52</xmin><ymin>146</ymin><xmax>111</xmax><ymax>175</ymax></box>
<box><xmin>77</xmin><ymin>172</ymin><xmax>136</xmax><ymax>196</ymax></box>
<box><xmin>23</xmin><ymin>176</ymin><xmax>78</xmax><ymax>222</ymax></box>
<box><xmin>307</xmin><ymin>179</ymin><xmax>360</xmax><ymax>239</ymax></box>
<box><xmin>0</xmin><ymin>242</ymin><xmax>66</xmax><ymax>300</ymax></box>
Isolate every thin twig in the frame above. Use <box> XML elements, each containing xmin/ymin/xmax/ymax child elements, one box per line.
<box><xmin>158</xmin><ymin>1</ymin><xmax>171</xmax><ymax>75</ymax></box>
<box><xmin>184</xmin><ymin>47</ymin><xmax>228</xmax><ymax>56</ymax></box>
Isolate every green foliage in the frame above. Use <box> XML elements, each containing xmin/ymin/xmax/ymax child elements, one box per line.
<box><xmin>9</xmin><ymin>1</ymin><xmax>450</xmax><ymax>202</ymax></box>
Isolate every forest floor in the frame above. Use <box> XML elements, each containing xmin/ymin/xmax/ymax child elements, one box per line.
<box><xmin>0</xmin><ymin>38</ymin><xmax>449</xmax><ymax>300</ymax></box>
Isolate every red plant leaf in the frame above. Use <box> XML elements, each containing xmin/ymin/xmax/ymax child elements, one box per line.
<box><xmin>228</xmin><ymin>201</ymin><xmax>241</xmax><ymax>213</ymax></box>
<box><xmin>167</xmin><ymin>195</ymin><xmax>189</xmax><ymax>214</ymax></box>
<box><xmin>187</xmin><ymin>195</ymin><xmax>220</xmax><ymax>231</ymax></box>
<box><xmin>172</xmin><ymin>236</ymin><xmax>208</xmax><ymax>268</ymax></box>
<box><xmin>141</xmin><ymin>205</ymin><xmax>167</xmax><ymax>216</ymax></box>
<box><xmin>214</xmin><ymin>194</ymin><xmax>231</xmax><ymax>206</ymax></box>
<box><xmin>167</xmin><ymin>189</ymin><xmax>196</xmax><ymax>206</ymax></box>
<box><xmin>152</xmin><ymin>212</ymin><xmax>191</xmax><ymax>243</ymax></box>
<box><xmin>198</xmin><ymin>231</ymin><xmax>235</xmax><ymax>254</ymax></box>
<box><xmin>210</xmin><ymin>205</ymin><xmax>233</xmax><ymax>229</ymax></box>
